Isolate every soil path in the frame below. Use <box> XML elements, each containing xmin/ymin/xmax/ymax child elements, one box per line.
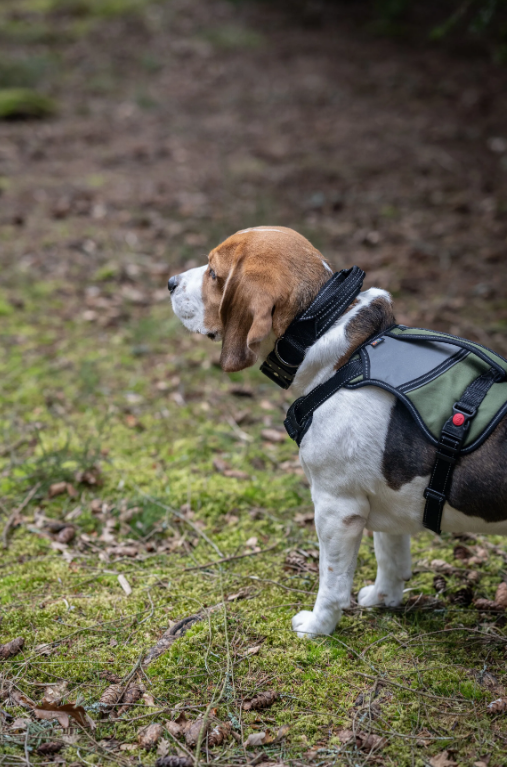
<box><xmin>1</xmin><ymin>0</ymin><xmax>507</xmax><ymax>350</ymax></box>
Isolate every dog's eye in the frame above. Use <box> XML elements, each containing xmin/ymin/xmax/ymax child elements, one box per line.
<box><xmin>209</xmin><ymin>268</ymin><xmax>216</xmax><ymax>280</ymax></box>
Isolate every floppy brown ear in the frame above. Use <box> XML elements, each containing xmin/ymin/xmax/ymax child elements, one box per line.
<box><xmin>219</xmin><ymin>270</ymin><xmax>274</xmax><ymax>373</ymax></box>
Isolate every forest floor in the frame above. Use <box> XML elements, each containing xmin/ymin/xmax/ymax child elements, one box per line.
<box><xmin>1</xmin><ymin>1</ymin><xmax>507</xmax><ymax>765</ymax></box>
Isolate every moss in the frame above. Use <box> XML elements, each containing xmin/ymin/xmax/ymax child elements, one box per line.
<box><xmin>0</xmin><ymin>88</ymin><xmax>57</xmax><ymax>119</ymax></box>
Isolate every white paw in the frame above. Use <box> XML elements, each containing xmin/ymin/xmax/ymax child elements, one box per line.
<box><xmin>291</xmin><ymin>610</ymin><xmax>334</xmax><ymax>639</ymax></box>
<box><xmin>357</xmin><ymin>583</ymin><xmax>403</xmax><ymax>608</ymax></box>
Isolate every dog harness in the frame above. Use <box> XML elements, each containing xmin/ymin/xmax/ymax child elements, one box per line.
<box><xmin>262</xmin><ymin>269</ymin><xmax>507</xmax><ymax>535</ymax></box>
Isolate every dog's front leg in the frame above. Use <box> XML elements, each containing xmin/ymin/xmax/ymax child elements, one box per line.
<box><xmin>292</xmin><ymin>493</ymin><xmax>368</xmax><ymax>638</ymax></box>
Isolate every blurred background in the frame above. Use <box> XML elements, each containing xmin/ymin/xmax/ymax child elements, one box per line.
<box><xmin>1</xmin><ymin>0</ymin><xmax>506</xmax><ymax>351</ymax></box>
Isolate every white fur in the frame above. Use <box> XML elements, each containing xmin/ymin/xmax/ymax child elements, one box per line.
<box><xmin>171</xmin><ymin>273</ymin><xmax>506</xmax><ymax>639</ymax></box>
<box><xmin>169</xmin><ymin>266</ymin><xmax>212</xmax><ymax>336</ymax></box>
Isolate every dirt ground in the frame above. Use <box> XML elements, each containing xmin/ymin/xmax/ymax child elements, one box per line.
<box><xmin>1</xmin><ymin>1</ymin><xmax>507</xmax><ymax>766</ymax></box>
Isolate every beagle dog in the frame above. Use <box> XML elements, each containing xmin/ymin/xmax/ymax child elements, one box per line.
<box><xmin>169</xmin><ymin>226</ymin><xmax>507</xmax><ymax>638</ymax></box>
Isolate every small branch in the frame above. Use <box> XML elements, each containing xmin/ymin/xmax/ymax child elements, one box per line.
<box><xmin>2</xmin><ymin>483</ymin><xmax>41</xmax><ymax>550</ymax></box>
<box><xmin>183</xmin><ymin>542</ymin><xmax>280</xmax><ymax>572</ymax></box>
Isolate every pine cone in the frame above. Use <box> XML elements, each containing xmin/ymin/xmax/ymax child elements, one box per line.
<box><xmin>116</xmin><ymin>683</ymin><xmax>143</xmax><ymax>716</ymax></box>
<box><xmin>449</xmin><ymin>587</ymin><xmax>474</xmax><ymax>606</ymax></box>
<box><xmin>433</xmin><ymin>574</ymin><xmax>447</xmax><ymax>594</ymax></box>
<box><xmin>208</xmin><ymin>722</ymin><xmax>231</xmax><ymax>747</ymax></box>
<box><xmin>243</xmin><ymin>691</ymin><xmax>280</xmax><ymax>711</ymax></box>
<box><xmin>495</xmin><ymin>582</ymin><xmax>507</xmax><ymax>608</ymax></box>
<box><xmin>99</xmin><ymin>684</ymin><xmax>123</xmax><ymax>711</ymax></box>
<box><xmin>99</xmin><ymin>671</ymin><xmax>122</xmax><ymax>683</ymax></box>
<box><xmin>155</xmin><ymin>758</ymin><xmax>193</xmax><ymax>767</ymax></box>
<box><xmin>56</xmin><ymin>526</ymin><xmax>75</xmax><ymax>544</ymax></box>
<box><xmin>487</xmin><ymin>697</ymin><xmax>507</xmax><ymax>714</ymax></box>
<box><xmin>453</xmin><ymin>544</ymin><xmax>472</xmax><ymax>560</ymax></box>
<box><xmin>138</xmin><ymin>723</ymin><xmax>164</xmax><ymax>750</ymax></box>
<box><xmin>0</xmin><ymin>637</ymin><xmax>24</xmax><ymax>660</ymax></box>
<box><xmin>37</xmin><ymin>742</ymin><xmax>63</xmax><ymax>755</ymax></box>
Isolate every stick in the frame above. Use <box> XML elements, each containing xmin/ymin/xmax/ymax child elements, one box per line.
<box><xmin>2</xmin><ymin>483</ymin><xmax>41</xmax><ymax>549</ymax></box>
<box><xmin>183</xmin><ymin>543</ymin><xmax>280</xmax><ymax>572</ymax></box>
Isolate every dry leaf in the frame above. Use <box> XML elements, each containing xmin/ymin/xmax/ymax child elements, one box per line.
<box><xmin>100</xmin><ymin>671</ymin><xmax>121</xmax><ymax>683</ymax></box>
<box><xmin>10</xmin><ymin>718</ymin><xmax>29</xmax><ymax>731</ymax></box>
<box><xmin>108</xmin><ymin>545</ymin><xmax>138</xmax><ymax>558</ymax></box>
<box><xmin>474</xmin><ymin>598</ymin><xmax>504</xmax><ymax>611</ymax></box>
<box><xmin>56</xmin><ymin>526</ymin><xmax>75</xmax><ymax>544</ymax></box>
<box><xmin>244</xmin><ymin>731</ymin><xmax>268</xmax><ymax>747</ymax></box>
<box><xmin>243</xmin><ymin>690</ymin><xmax>280</xmax><ymax>711</ymax></box>
<box><xmin>487</xmin><ymin>697</ymin><xmax>507</xmax><ymax>713</ymax></box>
<box><xmin>261</xmin><ymin>428</ymin><xmax>286</xmax><ymax>443</ymax></box>
<box><xmin>273</xmin><ymin>724</ymin><xmax>290</xmax><ymax>743</ymax></box>
<box><xmin>99</xmin><ymin>683</ymin><xmax>123</xmax><ymax>711</ymax></box>
<box><xmin>34</xmin><ymin>701</ymin><xmax>95</xmax><ymax>729</ymax></box>
<box><xmin>75</xmin><ymin>465</ymin><xmax>102</xmax><ymax>486</ymax></box>
<box><xmin>138</xmin><ymin>723</ymin><xmax>164</xmax><ymax>749</ymax></box>
<box><xmin>117</xmin><ymin>684</ymin><xmax>144</xmax><ymax>716</ymax></box>
<box><xmin>223</xmin><ymin>469</ymin><xmax>250</xmax><ymax>480</ymax></box>
<box><xmin>294</xmin><ymin>511</ymin><xmax>314</xmax><ymax>525</ymax></box>
<box><xmin>120</xmin><ymin>743</ymin><xmax>139</xmax><ymax>751</ymax></box>
<box><xmin>118</xmin><ymin>574</ymin><xmax>132</xmax><ymax>596</ymax></box>
<box><xmin>37</xmin><ymin>742</ymin><xmax>63</xmax><ymax>756</ymax></box>
<box><xmin>0</xmin><ymin>637</ymin><xmax>24</xmax><ymax>660</ymax></box>
<box><xmin>155</xmin><ymin>757</ymin><xmax>193</xmax><ymax>767</ymax></box>
<box><xmin>10</xmin><ymin>689</ymin><xmax>34</xmax><ymax>709</ymax></box>
<box><xmin>208</xmin><ymin>721</ymin><xmax>231</xmax><ymax>747</ymax></box>
<box><xmin>495</xmin><ymin>582</ymin><xmax>507</xmax><ymax>607</ymax></box>
<box><xmin>143</xmin><ymin>692</ymin><xmax>156</xmax><ymax>707</ymax></box>
<box><xmin>213</xmin><ymin>457</ymin><xmax>230</xmax><ymax>473</ymax></box>
<box><xmin>336</xmin><ymin>728</ymin><xmax>385</xmax><ymax>751</ymax></box>
<box><xmin>430</xmin><ymin>559</ymin><xmax>453</xmax><ymax>573</ymax></box>
<box><xmin>429</xmin><ymin>751</ymin><xmax>457</xmax><ymax>767</ymax></box>
<box><xmin>43</xmin><ymin>681</ymin><xmax>68</xmax><ymax>705</ymax></box>
<box><xmin>48</xmin><ymin>482</ymin><xmax>77</xmax><ymax>499</ymax></box>
<box><xmin>246</xmin><ymin>645</ymin><xmax>261</xmax><ymax>656</ymax></box>
<box><xmin>185</xmin><ymin>717</ymin><xmax>208</xmax><ymax>747</ymax></box>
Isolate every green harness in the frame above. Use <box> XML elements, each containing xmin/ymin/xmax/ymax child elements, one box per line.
<box><xmin>284</xmin><ymin>325</ymin><xmax>507</xmax><ymax>534</ymax></box>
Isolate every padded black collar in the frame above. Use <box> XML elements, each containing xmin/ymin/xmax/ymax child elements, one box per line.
<box><xmin>260</xmin><ymin>266</ymin><xmax>365</xmax><ymax>389</ymax></box>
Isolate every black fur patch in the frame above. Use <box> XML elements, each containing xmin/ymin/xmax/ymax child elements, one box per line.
<box><xmin>382</xmin><ymin>400</ymin><xmax>507</xmax><ymax>522</ymax></box>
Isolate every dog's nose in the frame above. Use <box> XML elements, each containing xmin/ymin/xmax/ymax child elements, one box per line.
<box><xmin>168</xmin><ymin>275</ymin><xmax>180</xmax><ymax>294</ymax></box>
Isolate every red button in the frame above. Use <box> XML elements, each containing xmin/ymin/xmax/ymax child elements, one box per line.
<box><xmin>452</xmin><ymin>413</ymin><xmax>465</xmax><ymax>426</ymax></box>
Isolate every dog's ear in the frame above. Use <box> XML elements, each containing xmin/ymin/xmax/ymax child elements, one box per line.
<box><xmin>219</xmin><ymin>267</ymin><xmax>274</xmax><ymax>373</ymax></box>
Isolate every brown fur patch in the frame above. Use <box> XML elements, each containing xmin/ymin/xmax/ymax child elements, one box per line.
<box><xmin>334</xmin><ymin>296</ymin><xmax>395</xmax><ymax>370</ymax></box>
<box><xmin>201</xmin><ymin>226</ymin><xmax>332</xmax><ymax>372</ymax></box>
<box><xmin>342</xmin><ymin>514</ymin><xmax>365</xmax><ymax>527</ymax></box>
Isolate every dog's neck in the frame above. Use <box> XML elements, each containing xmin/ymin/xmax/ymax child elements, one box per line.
<box><xmin>259</xmin><ymin>288</ymin><xmax>393</xmax><ymax>398</ymax></box>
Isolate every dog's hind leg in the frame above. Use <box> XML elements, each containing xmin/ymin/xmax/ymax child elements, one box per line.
<box><xmin>292</xmin><ymin>493</ymin><xmax>368</xmax><ymax>638</ymax></box>
<box><xmin>357</xmin><ymin>532</ymin><xmax>411</xmax><ymax>607</ymax></box>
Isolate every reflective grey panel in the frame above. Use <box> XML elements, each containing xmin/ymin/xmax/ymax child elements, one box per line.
<box><xmin>366</xmin><ymin>336</ymin><xmax>461</xmax><ymax>389</ymax></box>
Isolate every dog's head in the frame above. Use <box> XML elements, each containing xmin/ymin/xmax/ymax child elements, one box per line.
<box><xmin>168</xmin><ymin>226</ymin><xmax>332</xmax><ymax>372</ymax></box>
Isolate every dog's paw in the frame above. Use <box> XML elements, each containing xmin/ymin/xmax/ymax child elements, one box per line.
<box><xmin>357</xmin><ymin>583</ymin><xmax>403</xmax><ymax>608</ymax></box>
<box><xmin>291</xmin><ymin>610</ymin><xmax>334</xmax><ymax>639</ymax></box>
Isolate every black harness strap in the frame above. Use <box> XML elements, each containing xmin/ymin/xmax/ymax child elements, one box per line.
<box><xmin>261</xmin><ymin>266</ymin><xmax>365</xmax><ymax>389</ymax></box>
<box><xmin>284</xmin><ymin>357</ymin><xmax>363</xmax><ymax>446</ymax></box>
<box><xmin>423</xmin><ymin>367</ymin><xmax>500</xmax><ymax>534</ymax></box>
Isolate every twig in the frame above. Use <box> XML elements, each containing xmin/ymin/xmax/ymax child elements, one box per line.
<box><xmin>2</xmin><ymin>483</ymin><xmax>41</xmax><ymax>549</ymax></box>
<box><xmin>183</xmin><ymin>542</ymin><xmax>280</xmax><ymax>571</ymax></box>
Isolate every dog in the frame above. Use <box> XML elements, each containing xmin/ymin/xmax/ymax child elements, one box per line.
<box><xmin>168</xmin><ymin>225</ymin><xmax>507</xmax><ymax>638</ymax></box>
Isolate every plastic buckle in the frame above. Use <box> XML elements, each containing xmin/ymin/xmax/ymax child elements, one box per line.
<box><xmin>424</xmin><ymin>487</ymin><xmax>446</xmax><ymax>505</ymax></box>
<box><xmin>453</xmin><ymin>401</ymin><xmax>476</xmax><ymax>420</ymax></box>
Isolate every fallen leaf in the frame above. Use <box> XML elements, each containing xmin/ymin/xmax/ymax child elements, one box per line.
<box><xmin>138</xmin><ymin>723</ymin><xmax>164</xmax><ymax>749</ymax></box>
<box><xmin>487</xmin><ymin>697</ymin><xmax>507</xmax><ymax>713</ymax></box>
<box><xmin>118</xmin><ymin>574</ymin><xmax>132</xmax><ymax>596</ymax></box>
<box><xmin>261</xmin><ymin>428</ymin><xmax>286</xmax><ymax>443</ymax></box>
<box><xmin>243</xmin><ymin>691</ymin><xmax>279</xmax><ymax>711</ymax></box>
<box><xmin>294</xmin><ymin>511</ymin><xmax>314</xmax><ymax>525</ymax></box>
<box><xmin>415</xmin><ymin>728</ymin><xmax>432</xmax><ymax>746</ymax></box>
<box><xmin>495</xmin><ymin>582</ymin><xmax>507</xmax><ymax>607</ymax></box>
<box><xmin>10</xmin><ymin>718</ymin><xmax>29</xmax><ymax>731</ymax></box>
<box><xmin>43</xmin><ymin>681</ymin><xmax>68</xmax><ymax>705</ymax></box>
<box><xmin>245</xmin><ymin>536</ymin><xmax>258</xmax><ymax>548</ymax></box>
<box><xmin>34</xmin><ymin>702</ymin><xmax>95</xmax><ymax>729</ymax></box>
<box><xmin>223</xmin><ymin>469</ymin><xmax>250</xmax><ymax>480</ymax></box>
<box><xmin>142</xmin><ymin>692</ymin><xmax>156</xmax><ymax>707</ymax></box>
<box><xmin>430</xmin><ymin>559</ymin><xmax>453</xmax><ymax>573</ymax></box>
<box><xmin>244</xmin><ymin>731</ymin><xmax>268</xmax><ymax>747</ymax></box>
<box><xmin>99</xmin><ymin>671</ymin><xmax>121</xmax><ymax>683</ymax></box>
<box><xmin>246</xmin><ymin>645</ymin><xmax>261</xmax><ymax>656</ymax></box>
<box><xmin>213</xmin><ymin>457</ymin><xmax>230</xmax><ymax>473</ymax></box>
<box><xmin>0</xmin><ymin>637</ymin><xmax>24</xmax><ymax>660</ymax></box>
<box><xmin>75</xmin><ymin>465</ymin><xmax>102</xmax><ymax>486</ymax></box>
<box><xmin>10</xmin><ymin>690</ymin><xmax>34</xmax><ymax>709</ymax></box>
<box><xmin>273</xmin><ymin>724</ymin><xmax>290</xmax><ymax>743</ymax></box>
<box><xmin>429</xmin><ymin>751</ymin><xmax>457</xmax><ymax>767</ymax></box>
<box><xmin>474</xmin><ymin>598</ymin><xmax>504</xmax><ymax>611</ymax></box>
<box><xmin>120</xmin><ymin>743</ymin><xmax>139</xmax><ymax>751</ymax></box>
